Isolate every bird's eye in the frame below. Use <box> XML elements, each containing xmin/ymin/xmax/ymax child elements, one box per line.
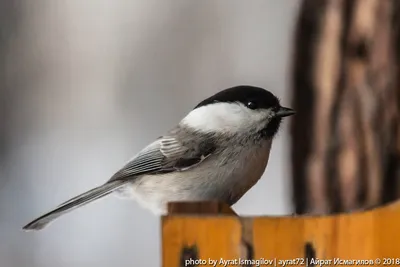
<box><xmin>246</xmin><ymin>101</ymin><xmax>257</xmax><ymax>110</ymax></box>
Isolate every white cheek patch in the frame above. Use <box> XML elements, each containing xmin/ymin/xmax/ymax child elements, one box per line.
<box><xmin>180</xmin><ymin>102</ymin><xmax>268</xmax><ymax>133</ymax></box>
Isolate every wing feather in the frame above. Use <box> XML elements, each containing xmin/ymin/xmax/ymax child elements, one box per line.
<box><xmin>108</xmin><ymin>135</ymin><xmax>216</xmax><ymax>182</ymax></box>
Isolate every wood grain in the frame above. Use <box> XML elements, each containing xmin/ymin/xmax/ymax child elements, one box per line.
<box><xmin>162</xmin><ymin>201</ymin><xmax>400</xmax><ymax>267</ymax></box>
<box><xmin>162</xmin><ymin>217</ymin><xmax>242</xmax><ymax>267</ymax></box>
<box><xmin>291</xmin><ymin>0</ymin><xmax>400</xmax><ymax>214</ymax></box>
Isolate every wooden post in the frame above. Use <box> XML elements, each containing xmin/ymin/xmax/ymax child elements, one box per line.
<box><xmin>162</xmin><ymin>201</ymin><xmax>400</xmax><ymax>267</ymax></box>
<box><xmin>290</xmin><ymin>0</ymin><xmax>400</xmax><ymax>214</ymax></box>
<box><xmin>167</xmin><ymin>201</ymin><xmax>238</xmax><ymax>215</ymax></box>
<box><xmin>163</xmin><ymin>202</ymin><xmax>253</xmax><ymax>267</ymax></box>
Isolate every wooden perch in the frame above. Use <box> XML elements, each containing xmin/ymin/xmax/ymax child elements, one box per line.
<box><xmin>162</xmin><ymin>200</ymin><xmax>400</xmax><ymax>267</ymax></box>
<box><xmin>167</xmin><ymin>201</ymin><xmax>237</xmax><ymax>215</ymax></box>
<box><xmin>291</xmin><ymin>0</ymin><xmax>400</xmax><ymax>214</ymax></box>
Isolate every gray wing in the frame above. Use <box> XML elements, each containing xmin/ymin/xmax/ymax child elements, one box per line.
<box><xmin>57</xmin><ymin>135</ymin><xmax>216</xmax><ymax>207</ymax></box>
<box><xmin>56</xmin><ymin>136</ymin><xmax>215</xmax><ymax>208</ymax></box>
<box><xmin>108</xmin><ymin>136</ymin><xmax>216</xmax><ymax>182</ymax></box>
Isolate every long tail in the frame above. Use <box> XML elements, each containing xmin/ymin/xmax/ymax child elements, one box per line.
<box><xmin>22</xmin><ymin>180</ymin><xmax>127</xmax><ymax>231</ymax></box>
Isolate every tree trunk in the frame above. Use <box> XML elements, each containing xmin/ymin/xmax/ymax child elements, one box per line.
<box><xmin>290</xmin><ymin>0</ymin><xmax>400</xmax><ymax>214</ymax></box>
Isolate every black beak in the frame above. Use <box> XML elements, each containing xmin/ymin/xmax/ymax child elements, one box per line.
<box><xmin>275</xmin><ymin>106</ymin><xmax>295</xmax><ymax>118</ymax></box>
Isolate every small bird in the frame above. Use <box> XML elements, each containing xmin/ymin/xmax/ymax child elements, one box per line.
<box><xmin>23</xmin><ymin>85</ymin><xmax>295</xmax><ymax>231</ymax></box>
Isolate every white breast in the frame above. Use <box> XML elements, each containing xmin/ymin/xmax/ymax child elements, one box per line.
<box><xmin>116</xmin><ymin>139</ymin><xmax>272</xmax><ymax>214</ymax></box>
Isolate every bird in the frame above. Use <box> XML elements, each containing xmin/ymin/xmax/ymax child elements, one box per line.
<box><xmin>22</xmin><ymin>85</ymin><xmax>295</xmax><ymax>231</ymax></box>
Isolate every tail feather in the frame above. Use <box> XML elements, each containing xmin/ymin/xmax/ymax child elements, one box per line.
<box><xmin>22</xmin><ymin>180</ymin><xmax>127</xmax><ymax>231</ymax></box>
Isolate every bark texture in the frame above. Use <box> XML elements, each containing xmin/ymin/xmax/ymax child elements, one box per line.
<box><xmin>291</xmin><ymin>0</ymin><xmax>400</xmax><ymax>214</ymax></box>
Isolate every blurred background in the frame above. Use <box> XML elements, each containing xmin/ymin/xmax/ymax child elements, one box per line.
<box><xmin>0</xmin><ymin>1</ymin><xmax>300</xmax><ymax>266</ymax></box>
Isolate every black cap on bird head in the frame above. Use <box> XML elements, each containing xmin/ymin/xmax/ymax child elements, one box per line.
<box><xmin>194</xmin><ymin>85</ymin><xmax>295</xmax><ymax>137</ymax></box>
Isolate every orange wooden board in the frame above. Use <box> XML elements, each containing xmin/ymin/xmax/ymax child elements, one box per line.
<box><xmin>162</xmin><ymin>201</ymin><xmax>400</xmax><ymax>267</ymax></box>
